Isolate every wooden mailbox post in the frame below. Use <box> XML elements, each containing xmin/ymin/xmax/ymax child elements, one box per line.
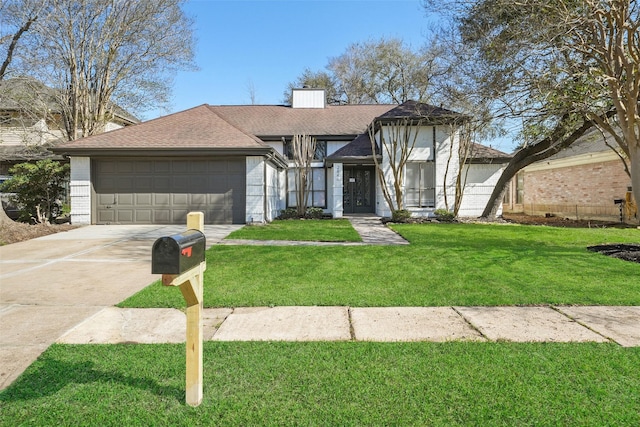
<box><xmin>152</xmin><ymin>212</ymin><xmax>205</xmax><ymax>407</ymax></box>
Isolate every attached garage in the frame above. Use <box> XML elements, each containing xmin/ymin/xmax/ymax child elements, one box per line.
<box><xmin>93</xmin><ymin>158</ymin><xmax>246</xmax><ymax>224</ymax></box>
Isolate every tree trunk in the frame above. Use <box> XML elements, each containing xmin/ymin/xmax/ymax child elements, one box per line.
<box><xmin>629</xmin><ymin>144</ymin><xmax>640</xmax><ymax>222</ymax></box>
<box><xmin>0</xmin><ymin>197</ymin><xmax>15</xmax><ymax>224</ymax></box>
<box><xmin>481</xmin><ymin>114</ymin><xmax>611</xmax><ymax>218</ymax></box>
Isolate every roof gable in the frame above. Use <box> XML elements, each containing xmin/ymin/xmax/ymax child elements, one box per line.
<box><xmin>377</xmin><ymin>100</ymin><xmax>466</xmax><ymax>123</ymax></box>
<box><xmin>54</xmin><ymin>104</ymin><xmax>267</xmax><ymax>151</ymax></box>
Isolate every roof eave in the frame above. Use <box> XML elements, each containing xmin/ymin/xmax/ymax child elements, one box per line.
<box><xmin>325</xmin><ymin>154</ymin><xmax>379</xmax><ymax>166</ymax></box>
<box><xmin>465</xmin><ymin>157</ymin><xmax>512</xmax><ymax>164</ymax></box>
<box><xmin>51</xmin><ymin>146</ymin><xmax>277</xmax><ymax>157</ymax></box>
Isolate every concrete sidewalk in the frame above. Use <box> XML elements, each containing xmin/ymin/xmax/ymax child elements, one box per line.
<box><xmin>57</xmin><ymin>305</ymin><xmax>640</xmax><ymax>347</ymax></box>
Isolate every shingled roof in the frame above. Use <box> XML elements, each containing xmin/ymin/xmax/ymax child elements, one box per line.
<box><xmin>209</xmin><ymin>104</ymin><xmax>394</xmax><ymax>138</ymax></box>
<box><xmin>468</xmin><ymin>143</ymin><xmax>512</xmax><ymax>163</ymax></box>
<box><xmin>377</xmin><ymin>100</ymin><xmax>467</xmax><ymax>123</ymax></box>
<box><xmin>53</xmin><ymin>104</ymin><xmax>269</xmax><ymax>154</ymax></box>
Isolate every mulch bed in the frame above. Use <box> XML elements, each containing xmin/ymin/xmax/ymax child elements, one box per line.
<box><xmin>587</xmin><ymin>244</ymin><xmax>640</xmax><ymax>264</ymax></box>
<box><xmin>0</xmin><ymin>221</ymin><xmax>77</xmax><ymax>245</ymax></box>
<box><xmin>502</xmin><ymin>214</ymin><xmax>640</xmax><ymax>264</ymax></box>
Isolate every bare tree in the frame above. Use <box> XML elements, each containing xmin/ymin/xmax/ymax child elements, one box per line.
<box><xmin>287</xmin><ymin>37</ymin><xmax>449</xmax><ymax>106</ymax></box>
<box><xmin>368</xmin><ymin>118</ymin><xmax>422</xmax><ymax>213</ymax></box>
<box><xmin>0</xmin><ymin>1</ymin><xmax>44</xmax><ymax>81</ymax></box>
<box><xmin>9</xmin><ymin>0</ymin><xmax>195</xmax><ymax>140</ymax></box>
<box><xmin>290</xmin><ymin>134</ymin><xmax>317</xmax><ymax>216</ymax></box>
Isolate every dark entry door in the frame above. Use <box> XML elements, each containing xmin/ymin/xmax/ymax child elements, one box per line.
<box><xmin>343</xmin><ymin>166</ymin><xmax>375</xmax><ymax>214</ymax></box>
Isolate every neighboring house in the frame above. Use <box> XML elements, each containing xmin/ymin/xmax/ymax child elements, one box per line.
<box><xmin>53</xmin><ymin>88</ymin><xmax>511</xmax><ymax>225</ymax></box>
<box><xmin>503</xmin><ymin>127</ymin><xmax>636</xmax><ymax>222</ymax></box>
<box><xmin>0</xmin><ymin>77</ymin><xmax>138</xmax><ymax>175</ymax></box>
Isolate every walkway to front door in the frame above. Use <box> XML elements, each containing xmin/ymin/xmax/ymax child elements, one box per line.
<box><xmin>343</xmin><ymin>166</ymin><xmax>375</xmax><ymax>214</ymax></box>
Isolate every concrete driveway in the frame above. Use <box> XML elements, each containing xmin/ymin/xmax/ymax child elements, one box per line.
<box><xmin>0</xmin><ymin>224</ymin><xmax>241</xmax><ymax>390</ymax></box>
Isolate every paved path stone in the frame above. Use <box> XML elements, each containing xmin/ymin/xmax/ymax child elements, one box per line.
<box><xmin>347</xmin><ymin>215</ymin><xmax>409</xmax><ymax>245</ymax></box>
<box><xmin>555</xmin><ymin>306</ymin><xmax>640</xmax><ymax>347</ymax></box>
<box><xmin>212</xmin><ymin>306</ymin><xmax>351</xmax><ymax>341</ymax></box>
<box><xmin>455</xmin><ymin>306</ymin><xmax>610</xmax><ymax>343</ymax></box>
<box><xmin>351</xmin><ymin>307</ymin><xmax>485</xmax><ymax>342</ymax></box>
<box><xmin>57</xmin><ymin>307</ymin><xmax>187</xmax><ymax>344</ymax></box>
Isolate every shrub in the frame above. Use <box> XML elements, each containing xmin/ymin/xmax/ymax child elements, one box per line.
<box><xmin>305</xmin><ymin>207</ymin><xmax>324</xmax><ymax>219</ymax></box>
<box><xmin>434</xmin><ymin>208</ymin><xmax>456</xmax><ymax>222</ymax></box>
<box><xmin>1</xmin><ymin>160</ymin><xmax>69</xmax><ymax>224</ymax></box>
<box><xmin>277</xmin><ymin>208</ymin><xmax>299</xmax><ymax>220</ymax></box>
<box><xmin>277</xmin><ymin>207</ymin><xmax>326</xmax><ymax>220</ymax></box>
<box><xmin>391</xmin><ymin>209</ymin><xmax>412</xmax><ymax>222</ymax></box>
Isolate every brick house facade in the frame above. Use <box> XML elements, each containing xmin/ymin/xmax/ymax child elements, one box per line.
<box><xmin>503</xmin><ymin>129</ymin><xmax>636</xmax><ymax>223</ymax></box>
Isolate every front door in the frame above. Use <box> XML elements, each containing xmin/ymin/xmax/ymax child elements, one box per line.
<box><xmin>343</xmin><ymin>166</ymin><xmax>375</xmax><ymax>214</ymax></box>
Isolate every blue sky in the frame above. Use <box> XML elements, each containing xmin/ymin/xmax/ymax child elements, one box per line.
<box><xmin>161</xmin><ymin>0</ymin><xmax>436</xmax><ymax>114</ymax></box>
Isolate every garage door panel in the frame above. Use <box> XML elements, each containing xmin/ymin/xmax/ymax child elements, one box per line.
<box><xmin>135</xmin><ymin>210</ymin><xmax>152</xmax><ymax>223</ymax></box>
<box><xmin>135</xmin><ymin>177</ymin><xmax>153</xmax><ymax>191</ymax></box>
<box><xmin>135</xmin><ymin>161</ymin><xmax>153</xmax><ymax>173</ymax></box>
<box><xmin>117</xmin><ymin>177</ymin><xmax>134</xmax><ymax>188</ymax></box>
<box><xmin>118</xmin><ymin>194</ymin><xmax>134</xmax><ymax>206</ymax></box>
<box><xmin>153</xmin><ymin>210</ymin><xmax>171</xmax><ymax>223</ymax></box>
<box><xmin>172</xmin><ymin>161</ymin><xmax>190</xmax><ymax>173</ymax></box>
<box><xmin>172</xmin><ymin>176</ymin><xmax>188</xmax><ymax>191</ymax></box>
<box><xmin>154</xmin><ymin>162</ymin><xmax>170</xmax><ymax>173</ymax></box>
<box><xmin>117</xmin><ymin>162</ymin><xmax>134</xmax><ymax>173</ymax></box>
<box><xmin>96</xmin><ymin>161</ymin><xmax>117</xmax><ymax>174</ymax></box>
<box><xmin>97</xmin><ymin>194</ymin><xmax>115</xmax><ymax>205</ymax></box>
<box><xmin>172</xmin><ymin>193</ymin><xmax>188</xmax><ymax>205</ymax></box>
<box><xmin>135</xmin><ymin>194</ymin><xmax>152</xmax><ymax>205</ymax></box>
<box><xmin>116</xmin><ymin>210</ymin><xmax>134</xmax><ymax>223</ymax></box>
<box><xmin>98</xmin><ymin>210</ymin><xmax>115</xmax><ymax>223</ymax></box>
<box><xmin>154</xmin><ymin>193</ymin><xmax>170</xmax><ymax>205</ymax></box>
<box><xmin>154</xmin><ymin>176</ymin><xmax>170</xmax><ymax>189</ymax></box>
<box><xmin>94</xmin><ymin>158</ymin><xmax>246</xmax><ymax>224</ymax></box>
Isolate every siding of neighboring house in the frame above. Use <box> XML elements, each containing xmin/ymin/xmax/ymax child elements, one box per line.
<box><xmin>503</xmin><ymin>133</ymin><xmax>633</xmax><ymax>221</ymax></box>
<box><xmin>0</xmin><ymin>120</ymin><xmax>63</xmax><ymax>146</ymax></box>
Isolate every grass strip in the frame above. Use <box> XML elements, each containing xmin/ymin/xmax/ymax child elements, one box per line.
<box><xmin>225</xmin><ymin>219</ymin><xmax>362</xmax><ymax>242</ymax></box>
<box><xmin>1</xmin><ymin>342</ymin><xmax>638</xmax><ymax>426</ymax></box>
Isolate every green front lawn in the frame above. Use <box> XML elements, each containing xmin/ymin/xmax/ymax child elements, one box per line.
<box><xmin>1</xmin><ymin>342</ymin><xmax>638</xmax><ymax>425</ymax></box>
<box><xmin>225</xmin><ymin>218</ymin><xmax>362</xmax><ymax>242</ymax></box>
<box><xmin>120</xmin><ymin>223</ymin><xmax>640</xmax><ymax>308</ymax></box>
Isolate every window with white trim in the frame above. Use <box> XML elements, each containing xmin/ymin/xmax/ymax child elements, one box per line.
<box><xmin>287</xmin><ymin>167</ymin><xmax>326</xmax><ymax>208</ymax></box>
<box><xmin>405</xmin><ymin>162</ymin><xmax>435</xmax><ymax>208</ymax></box>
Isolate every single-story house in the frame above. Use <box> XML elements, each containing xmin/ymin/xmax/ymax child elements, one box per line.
<box><xmin>53</xmin><ymin>88</ymin><xmax>511</xmax><ymax>225</ymax></box>
<box><xmin>502</xmin><ymin>127</ymin><xmax>636</xmax><ymax>222</ymax></box>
